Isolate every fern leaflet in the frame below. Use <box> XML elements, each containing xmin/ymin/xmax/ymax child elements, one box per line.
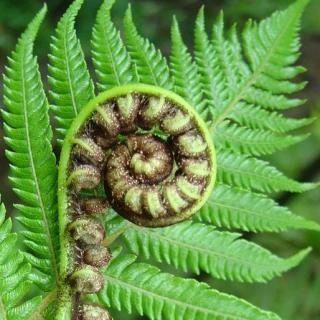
<box><xmin>123</xmin><ymin>5</ymin><xmax>173</xmax><ymax>89</ymax></box>
<box><xmin>2</xmin><ymin>5</ymin><xmax>59</xmax><ymax>289</ymax></box>
<box><xmin>170</xmin><ymin>17</ymin><xmax>205</xmax><ymax>114</ymax></box>
<box><xmin>0</xmin><ymin>202</ymin><xmax>41</xmax><ymax>320</ymax></box>
<box><xmin>229</xmin><ymin>102</ymin><xmax>314</xmax><ymax>133</ymax></box>
<box><xmin>211</xmin><ymin>0</ymin><xmax>309</xmax><ymax>128</ymax></box>
<box><xmin>196</xmin><ymin>184</ymin><xmax>320</xmax><ymax>232</ymax></box>
<box><xmin>48</xmin><ymin>0</ymin><xmax>94</xmax><ymax>145</ymax></box>
<box><xmin>194</xmin><ymin>7</ymin><xmax>227</xmax><ymax>122</ymax></box>
<box><xmin>214</xmin><ymin>121</ymin><xmax>308</xmax><ymax>156</ymax></box>
<box><xmin>121</xmin><ymin>220</ymin><xmax>310</xmax><ymax>283</ymax></box>
<box><xmin>217</xmin><ymin>150</ymin><xmax>316</xmax><ymax>193</ymax></box>
<box><xmin>95</xmin><ymin>247</ymin><xmax>281</xmax><ymax>320</ymax></box>
<box><xmin>91</xmin><ymin>0</ymin><xmax>135</xmax><ymax>91</ymax></box>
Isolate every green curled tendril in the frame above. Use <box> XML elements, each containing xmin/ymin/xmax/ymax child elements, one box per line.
<box><xmin>56</xmin><ymin>84</ymin><xmax>216</xmax><ymax>319</ymax></box>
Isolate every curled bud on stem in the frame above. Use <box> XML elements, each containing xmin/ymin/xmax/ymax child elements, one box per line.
<box><xmin>83</xmin><ymin>245</ymin><xmax>112</xmax><ymax>268</ymax></box>
<box><xmin>68</xmin><ymin>218</ymin><xmax>105</xmax><ymax>245</ymax></box>
<box><xmin>69</xmin><ymin>265</ymin><xmax>104</xmax><ymax>293</ymax></box>
<box><xmin>58</xmin><ymin>84</ymin><xmax>216</xmax><ymax>319</ymax></box>
<box><xmin>81</xmin><ymin>304</ymin><xmax>112</xmax><ymax>320</ymax></box>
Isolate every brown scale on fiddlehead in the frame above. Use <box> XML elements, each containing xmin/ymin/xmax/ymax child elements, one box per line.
<box><xmin>56</xmin><ymin>84</ymin><xmax>216</xmax><ymax>319</ymax></box>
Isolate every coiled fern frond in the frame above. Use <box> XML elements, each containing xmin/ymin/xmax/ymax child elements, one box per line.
<box><xmin>1</xmin><ymin>0</ymin><xmax>319</xmax><ymax>319</ymax></box>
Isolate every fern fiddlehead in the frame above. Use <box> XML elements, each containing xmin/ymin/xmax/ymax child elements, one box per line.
<box><xmin>56</xmin><ymin>84</ymin><xmax>216</xmax><ymax>319</ymax></box>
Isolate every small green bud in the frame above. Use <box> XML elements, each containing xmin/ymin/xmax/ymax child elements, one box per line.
<box><xmin>81</xmin><ymin>304</ymin><xmax>112</xmax><ymax>320</ymax></box>
<box><xmin>72</xmin><ymin>137</ymin><xmax>105</xmax><ymax>167</ymax></box>
<box><xmin>83</xmin><ymin>245</ymin><xmax>112</xmax><ymax>268</ymax></box>
<box><xmin>67</xmin><ymin>165</ymin><xmax>101</xmax><ymax>192</ymax></box>
<box><xmin>68</xmin><ymin>218</ymin><xmax>105</xmax><ymax>245</ymax></box>
<box><xmin>69</xmin><ymin>265</ymin><xmax>104</xmax><ymax>293</ymax></box>
<box><xmin>80</xmin><ymin>198</ymin><xmax>109</xmax><ymax>215</ymax></box>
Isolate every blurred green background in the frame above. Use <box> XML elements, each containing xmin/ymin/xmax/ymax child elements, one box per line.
<box><xmin>0</xmin><ymin>0</ymin><xmax>320</xmax><ymax>319</ymax></box>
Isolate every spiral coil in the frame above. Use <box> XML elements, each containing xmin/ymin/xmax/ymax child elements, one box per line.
<box><xmin>58</xmin><ymin>84</ymin><xmax>216</xmax><ymax>319</ymax></box>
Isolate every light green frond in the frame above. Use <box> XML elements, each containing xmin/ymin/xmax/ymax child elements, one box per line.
<box><xmin>91</xmin><ymin>0</ymin><xmax>135</xmax><ymax>91</ymax></box>
<box><xmin>122</xmin><ymin>221</ymin><xmax>310</xmax><ymax>283</ymax></box>
<box><xmin>242</xmin><ymin>1</ymin><xmax>307</xmax><ymax>80</ymax></box>
<box><xmin>217</xmin><ymin>150</ymin><xmax>316</xmax><ymax>193</ymax></box>
<box><xmin>230</xmin><ymin>102</ymin><xmax>315</xmax><ymax>133</ymax></box>
<box><xmin>211</xmin><ymin>0</ymin><xmax>309</xmax><ymax>128</ymax></box>
<box><xmin>48</xmin><ymin>0</ymin><xmax>94</xmax><ymax>145</ymax></box>
<box><xmin>2</xmin><ymin>5</ymin><xmax>59</xmax><ymax>288</ymax></box>
<box><xmin>244</xmin><ymin>87</ymin><xmax>304</xmax><ymax>111</ymax></box>
<box><xmin>0</xmin><ymin>203</ymin><xmax>41</xmax><ymax>320</ymax></box>
<box><xmin>196</xmin><ymin>184</ymin><xmax>320</xmax><ymax>232</ymax></box>
<box><xmin>123</xmin><ymin>6</ymin><xmax>173</xmax><ymax>89</ymax></box>
<box><xmin>211</xmin><ymin>11</ymin><xmax>240</xmax><ymax>93</ymax></box>
<box><xmin>96</xmin><ymin>247</ymin><xmax>281</xmax><ymax>320</ymax></box>
<box><xmin>170</xmin><ymin>17</ymin><xmax>205</xmax><ymax>114</ymax></box>
<box><xmin>194</xmin><ymin>7</ymin><xmax>227</xmax><ymax>121</ymax></box>
<box><xmin>215</xmin><ymin>121</ymin><xmax>308</xmax><ymax>156</ymax></box>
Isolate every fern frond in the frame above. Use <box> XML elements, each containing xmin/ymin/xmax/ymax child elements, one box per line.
<box><xmin>170</xmin><ymin>17</ymin><xmax>205</xmax><ymax>114</ymax></box>
<box><xmin>194</xmin><ymin>7</ymin><xmax>227</xmax><ymax>121</ymax></box>
<box><xmin>2</xmin><ymin>5</ymin><xmax>59</xmax><ymax>288</ymax></box>
<box><xmin>244</xmin><ymin>87</ymin><xmax>304</xmax><ymax>111</ymax></box>
<box><xmin>215</xmin><ymin>121</ymin><xmax>308</xmax><ymax>156</ymax></box>
<box><xmin>196</xmin><ymin>184</ymin><xmax>320</xmax><ymax>232</ymax></box>
<box><xmin>91</xmin><ymin>0</ymin><xmax>135</xmax><ymax>91</ymax></box>
<box><xmin>217</xmin><ymin>150</ymin><xmax>315</xmax><ymax>193</ymax></box>
<box><xmin>122</xmin><ymin>221</ymin><xmax>310</xmax><ymax>283</ymax></box>
<box><xmin>123</xmin><ymin>5</ymin><xmax>173</xmax><ymax>89</ymax></box>
<box><xmin>211</xmin><ymin>0</ymin><xmax>308</xmax><ymax>127</ymax></box>
<box><xmin>0</xmin><ymin>203</ymin><xmax>41</xmax><ymax>320</ymax></box>
<box><xmin>48</xmin><ymin>0</ymin><xmax>94</xmax><ymax>145</ymax></box>
<box><xmin>230</xmin><ymin>102</ymin><xmax>314</xmax><ymax>133</ymax></box>
<box><xmin>96</xmin><ymin>247</ymin><xmax>281</xmax><ymax>320</ymax></box>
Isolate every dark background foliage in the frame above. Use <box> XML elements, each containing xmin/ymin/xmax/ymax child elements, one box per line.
<box><xmin>0</xmin><ymin>0</ymin><xmax>319</xmax><ymax>319</ymax></box>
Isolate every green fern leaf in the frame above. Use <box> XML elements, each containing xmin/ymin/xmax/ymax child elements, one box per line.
<box><xmin>96</xmin><ymin>247</ymin><xmax>281</xmax><ymax>320</ymax></box>
<box><xmin>211</xmin><ymin>0</ymin><xmax>308</xmax><ymax>128</ymax></box>
<box><xmin>170</xmin><ymin>17</ymin><xmax>205</xmax><ymax>114</ymax></box>
<box><xmin>211</xmin><ymin>12</ymin><xmax>239</xmax><ymax>93</ymax></box>
<box><xmin>123</xmin><ymin>5</ymin><xmax>173</xmax><ymax>89</ymax></box>
<box><xmin>196</xmin><ymin>184</ymin><xmax>320</xmax><ymax>232</ymax></box>
<box><xmin>194</xmin><ymin>7</ymin><xmax>227</xmax><ymax>121</ymax></box>
<box><xmin>122</xmin><ymin>220</ymin><xmax>310</xmax><ymax>283</ymax></box>
<box><xmin>0</xmin><ymin>202</ymin><xmax>41</xmax><ymax>320</ymax></box>
<box><xmin>215</xmin><ymin>121</ymin><xmax>308</xmax><ymax>156</ymax></box>
<box><xmin>230</xmin><ymin>102</ymin><xmax>314</xmax><ymax>133</ymax></box>
<box><xmin>217</xmin><ymin>150</ymin><xmax>315</xmax><ymax>193</ymax></box>
<box><xmin>48</xmin><ymin>0</ymin><xmax>94</xmax><ymax>145</ymax></box>
<box><xmin>2</xmin><ymin>5</ymin><xmax>59</xmax><ymax>288</ymax></box>
<box><xmin>91</xmin><ymin>0</ymin><xmax>135</xmax><ymax>91</ymax></box>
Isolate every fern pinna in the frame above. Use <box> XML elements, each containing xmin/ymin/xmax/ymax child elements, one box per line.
<box><xmin>1</xmin><ymin>0</ymin><xmax>319</xmax><ymax>319</ymax></box>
